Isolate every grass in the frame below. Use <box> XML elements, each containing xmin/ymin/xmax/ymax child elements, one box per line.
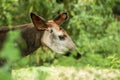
<box><xmin>12</xmin><ymin>66</ymin><xmax>120</xmax><ymax>80</ymax></box>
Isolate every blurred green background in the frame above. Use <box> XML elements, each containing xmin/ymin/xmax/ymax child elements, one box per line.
<box><xmin>0</xmin><ymin>0</ymin><xmax>120</xmax><ymax>77</ymax></box>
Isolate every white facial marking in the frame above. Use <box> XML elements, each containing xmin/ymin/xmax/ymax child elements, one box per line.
<box><xmin>41</xmin><ymin>27</ymin><xmax>77</xmax><ymax>54</ymax></box>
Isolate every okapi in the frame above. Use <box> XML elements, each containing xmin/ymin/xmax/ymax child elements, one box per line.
<box><xmin>0</xmin><ymin>12</ymin><xmax>81</xmax><ymax>66</ymax></box>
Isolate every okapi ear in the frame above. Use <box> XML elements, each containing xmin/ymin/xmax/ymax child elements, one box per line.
<box><xmin>53</xmin><ymin>12</ymin><xmax>69</xmax><ymax>25</ymax></box>
<box><xmin>30</xmin><ymin>13</ymin><xmax>48</xmax><ymax>30</ymax></box>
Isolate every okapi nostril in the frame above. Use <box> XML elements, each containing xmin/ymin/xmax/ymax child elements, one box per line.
<box><xmin>64</xmin><ymin>51</ymin><xmax>82</xmax><ymax>59</ymax></box>
<box><xmin>74</xmin><ymin>53</ymin><xmax>82</xmax><ymax>59</ymax></box>
<box><xmin>64</xmin><ymin>52</ymin><xmax>71</xmax><ymax>56</ymax></box>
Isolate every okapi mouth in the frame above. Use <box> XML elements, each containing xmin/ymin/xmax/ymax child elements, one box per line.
<box><xmin>65</xmin><ymin>51</ymin><xmax>82</xmax><ymax>59</ymax></box>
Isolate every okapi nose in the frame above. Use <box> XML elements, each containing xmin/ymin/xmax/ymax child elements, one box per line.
<box><xmin>64</xmin><ymin>51</ymin><xmax>82</xmax><ymax>59</ymax></box>
<box><xmin>74</xmin><ymin>52</ymin><xmax>82</xmax><ymax>59</ymax></box>
<box><xmin>64</xmin><ymin>51</ymin><xmax>71</xmax><ymax>57</ymax></box>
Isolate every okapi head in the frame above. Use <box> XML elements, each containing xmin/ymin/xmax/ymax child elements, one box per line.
<box><xmin>31</xmin><ymin>12</ymin><xmax>81</xmax><ymax>58</ymax></box>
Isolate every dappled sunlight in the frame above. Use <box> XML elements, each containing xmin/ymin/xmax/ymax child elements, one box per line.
<box><xmin>12</xmin><ymin>66</ymin><xmax>120</xmax><ymax>80</ymax></box>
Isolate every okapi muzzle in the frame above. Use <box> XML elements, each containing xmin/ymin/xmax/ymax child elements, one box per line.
<box><xmin>0</xmin><ymin>12</ymin><xmax>81</xmax><ymax>65</ymax></box>
<box><xmin>31</xmin><ymin>12</ymin><xmax>81</xmax><ymax>58</ymax></box>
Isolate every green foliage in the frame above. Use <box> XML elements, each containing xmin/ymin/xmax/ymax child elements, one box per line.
<box><xmin>0</xmin><ymin>71</ymin><xmax>11</xmax><ymax>80</ymax></box>
<box><xmin>107</xmin><ymin>54</ymin><xmax>120</xmax><ymax>68</ymax></box>
<box><xmin>37</xmin><ymin>70</ymin><xmax>48</xmax><ymax>80</ymax></box>
<box><xmin>1</xmin><ymin>31</ymin><xmax>20</xmax><ymax>61</ymax></box>
<box><xmin>0</xmin><ymin>0</ymin><xmax>120</xmax><ymax>71</ymax></box>
<box><xmin>0</xmin><ymin>31</ymin><xmax>21</xmax><ymax>80</ymax></box>
<box><xmin>67</xmin><ymin>0</ymin><xmax>120</xmax><ymax>68</ymax></box>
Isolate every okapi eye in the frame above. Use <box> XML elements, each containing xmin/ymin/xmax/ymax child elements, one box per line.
<box><xmin>60</xmin><ymin>27</ymin><xmax>62</xmax><ymax>30</ymax></box>
<box><xmin>58</xmin><ymin>35</ymin><xmax>65</xmax><ymax>40</ymax></box>
<box><xmin>50</xmin><ymin>29</ymin><xmax>53</xmax><ymax>33</ymax></box>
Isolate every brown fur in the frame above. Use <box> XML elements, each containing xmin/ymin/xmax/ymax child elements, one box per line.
<box><xmin>0</xmin><ymin>12</ymin><xmax>81</xmax><ymax>66</ymax></box>
<box><xmin>0</xmin><ymin>23</ymin><xmax>44</xmax><ymax>56</ymax></box>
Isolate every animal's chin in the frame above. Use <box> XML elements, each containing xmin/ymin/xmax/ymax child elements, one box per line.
<box><xmin>51</xmin><ymin>49</ymin><xmax>66</xmax><ymax>54</ymax></box>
